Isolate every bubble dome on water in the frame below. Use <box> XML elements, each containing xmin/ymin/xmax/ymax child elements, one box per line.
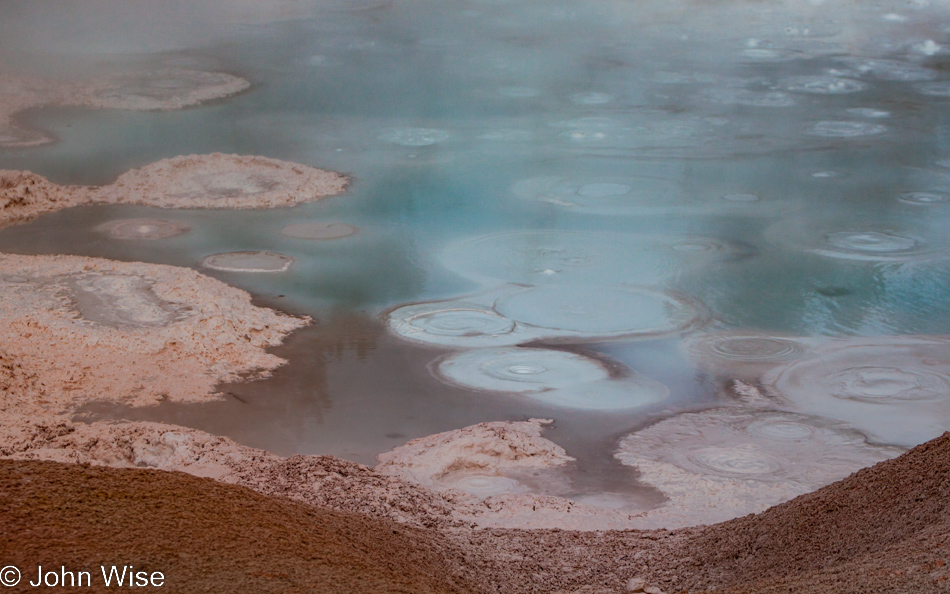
<box><xmin>493</xmin><ymin>285</ymin><xmax>708</xmax><ymax>340</ymax></box>
<box><xmin>839</xmin><ymin>58</ymin><xmax>937</xmax><ymax>82</ymax></box>
<box><xmin>378</xmin><ymin>127</ymin><xmax>450</xmax><ymax>146</ymax></box>
<box><xmin>687</xmin><ymin>332</ymin><xmax>811</xmax><ymax>377</ymax></box>
<box><xmin>615</xmin><ymin>407</ymin><xmax>902</xmax><ymax>526</ymax></box>
<box><xmin>914</xmin><ymin>82</ymin><xmax>950</xmax><ymax>97</ymax></box>
<box><xmin>280</xmin><ymin>222</ymin><xmax>357</xmax><ymax>240</ymax></box>
<box><xmin>201</xmin><ymin>251</ymin><xmax>294</xmax><ymax>272</ymax></box>
<box><xmin>498</xmin><ymin>86</ymin><xmax>541</xmax><ymax>98</ymax></box>
<box><xmin>766</xmin><ymin>217</ymin><xmax>949</xmax><ymax>262</ymax></box>
<box><xmin>386</xmin><ymin>299</ymin><xmax>531</xmax><ymax>348</ymax></box>
<box><xmin>765</xmin><ymin>337</ymin><xmax>950</xmax><ymax>446</ymax></box>
<box><xmin>704</xmin><ymin>88</ymin><xmax>796</xmax><ymax>107</ymax></box>
<box><xmin>96</xmin><ymin>218</ymin><xmax>190</xmax><ymax>240</ymax></box>
<box><xmin>434</xmin><ymin>347</ymin><xmax>668</xmax><ymax>410</ymax></box>
<box><xmin>846</xmin><ymin>107</ymin><xmax>891</xmax><ymax>119</ymax></box>
<box><xmin>898</xmin><ymin>192</ymin><xmax>950</xmax><ymax>205</ymax></box>
<box><xmin>570</xmin><ymin>92</ymin><xmax>613</xmax><ymax>105</ymax></box>
<box><xmin>825</xmin><ymin>230</ymin><xmax>918</xmax><ymax>253</ymax></box>
<box><xmin>808</xmin><ymin>121</ymin><xmax>887</xmax><ymax>138</ymax></box>
<box><xmin>440</xmin><ymin>230</ymin><xmax>675</xmax><ymax>286</ymax></box>
<box><xmin>435</xmin><ymin>347</ymin><xmax>611</xmax><ymax>393</ymax></box>
<box><xmin>511</xmin><ymin>175</ymin><xmax>684</xmax><ymax>216</ymax></box>
<box><xmin>783</xmin><ymin>75</ymin><xmax>866</xmax><ymax>95</ymax></box>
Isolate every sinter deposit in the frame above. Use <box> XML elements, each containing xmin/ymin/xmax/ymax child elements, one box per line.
<box><xmin>0</xmin><ymin>253</ymin><xmax>307</xmax><ymax>415</ymax></box>
<box><xmin>98</xmin><ymin>153</ymin><xmax>348</xmax><ymax>209</ymax></box>
<box><xmin>0</xmin><ymin>69</ymin><xmax>250</xmax><ymax>147</ymax></box>
<box><xmin>0</xmin><ymin>154</ymin><xmax>348</xmax><ymax>228</ymax></box>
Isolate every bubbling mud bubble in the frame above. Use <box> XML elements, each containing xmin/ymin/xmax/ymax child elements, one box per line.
<box><xmin>839</xmin><ymin>58</ymin><xmax>937</xmax><ymax>82</ymax></box>
<box><xmin>79</xmin><ymin>69</ymin><xmax>251</xmax><ymax>111</ymax></box>
<box><xmin>722</xmin><ymin>193</ymin><xmax>759</xmax><ymax>202</ymax></box>
<box><xmin>280</xmin><ymin>222</ymin><xmax>357</xmax><ymax>240</ymax></box>
<box><xmin>668</xmin><ymin>237</ymin><xmax>756</xmax><ymax>261</ymax></box>
<box><xmin>783</xmin><ymin>75</ymin><xmax>866</xmax><ymax>94</ymax></box>
<box><xmin>745</xmin><ymin>419</ymin><xmax>815</xmax><ymax>440</ymax></box>
<box><xmin>765</xmin><ymin>337</ymin><xmax>950</xmax><ymax>446</ymax></box>
<box><xmin>493</xmin><ymin>285</ymin><xmax>707</xmax><ymax>340</ymax></box>
<box><xmin>683</xmin><ymin>446</ymin><xmax>785</xmax><ymax>477</ymax></box>
<box><xmin>686</xmin><ymin>332</ymin><xmax>811</xmax><ymax>380</ymax></box>
<box><xmin>434</xmin><ymin>347</ymin><xmax>668</xmax><ymax>410</ymax></box>
<box><xmin>511</xmin><ymin>176</ymin><xmax>681</xmax><ymax>216</ymax></box>
<box><xmin>704</xmin><ymin>88</ymin><xmax>796</xmax><ymax>107</ymax></box>
<box><xmin>387</xmin><ymin>301</ymin><xmax>525</xmax><ymax>348</ymax></box>
<box><xmin>915</xmin><ymin>82</ymin><xmax>950</xmax><ymax>97</ymax></box>
<box><xmin>435</xmin><ymin>348</ymin><xmax>610</xmax><ymax>393</ymax></box>
<box><xmin>202</xmin><ymin>251</ymin><xmax>293</xmax><ymax>273</ymax></box>
<box><xmin>498</xmin><ymin>86</ymin><xmax>540</xmax><ymax>98</ymax></box>
<box><xmin>570</xmin><ymin>92</ymin><xmax>612</xmax><ymax>105</ymax></box>
<box><xmin>821</xmin><ymin>231</ymin><xmax>919</xmax><ymax>258</ymax></box>
<box><xmin>615</xmin><ymin>407</ymin><xmax>902</xmax><ymax>527</ymax></box>
<box><xmin>378</xmin><ymin>127</ymin><xmax>450</xmax><ymax>146</ymax></box>
<box><xmin>767</xmin><ymin>216</ymin><xmax>948</xmax><ymax>262</ymax></box>
<box><xmin>846</xmin><ymin>107</ymin><xmax>891</xmax><ymax>118</ymax></box>
<box><xmin>898</xmin><ymin>192</ymin><xmax>950</xmax><ymax>205</ymax></box>
<box><xmin>809</xmin><ymin>121</ymin><xmax>887</xmax><ymax>138</ymax></box>
<box><xmin>692</xmin><ymin>334</ymin><xmax>808</xmax><ymax>363</ymax></box>
<box><xmin>440</xmin><ymin>230</ymin><xmax>674</xmax><ymax>286</ymax></box>
<box><xmin>96</xmin><ymin>218</ymin><xmax>189</xmax><ymax>240</ymax></box>
<box><xmin>827</xmin><ymin>366</ymin><xmax>948</xmax><ymax>403</ymax></box>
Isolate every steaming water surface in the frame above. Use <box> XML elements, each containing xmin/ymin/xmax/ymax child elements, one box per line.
<box><xmin>3</xmin><ymin>0</ymin><xmax>950</xmax><ymax>514</ymax></box>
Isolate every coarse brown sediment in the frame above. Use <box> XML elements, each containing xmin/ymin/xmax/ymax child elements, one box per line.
<box><xmin>0</xmin><ymin>458</ymin><xmax>478</xmax><ymax>594</ymax></box>
<box><xmin>0</xmin><ymin>154</ymin><xmax>347</xmax><ymax>228</ymax></box>
<box><xmin>458</xmin><ymin>432</ymin><xmax>950</xmax><ymax>593</ymax></box>
<box><xmin>0</xmin><ymin>253</ymin><xmax>307</xmax><ymax>415</ymax></box>
<box><xmin>0</xmin><ymin>415</ymin><xmax>640</xmax><ymax>532</ymax></box>
<box><xmin>3</xmin><ymin>426</ymin><xmax>948</xmax><ymax>593</ymax></box>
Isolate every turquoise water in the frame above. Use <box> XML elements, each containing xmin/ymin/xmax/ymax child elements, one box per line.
<box><xmin>3</xmin><ymin>0</ymin><xmax>950</xmax><ymax>502</ymax></box>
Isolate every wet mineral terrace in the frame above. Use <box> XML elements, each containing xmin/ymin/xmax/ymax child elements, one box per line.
<box><xmin>3</xmin><ymin>0</ymin><xmax>950</xmax><ymax>523</ymax></box>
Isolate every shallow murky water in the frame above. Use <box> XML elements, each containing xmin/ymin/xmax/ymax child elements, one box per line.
<box><xmin>3</xmin><ymin>0</ymin><xmax>950</xmax><ymax>512</ymax></box>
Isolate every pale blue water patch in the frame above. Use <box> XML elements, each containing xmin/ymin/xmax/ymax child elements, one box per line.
<box><xmin>3</xmin><ymin>0</ymin><xmax>950</xmax><ymax>504</ymax></box>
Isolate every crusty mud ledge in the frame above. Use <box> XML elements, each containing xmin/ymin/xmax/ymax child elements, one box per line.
<box><xmin>1</xmin><ymin>432</ymin><xmax>947</xmax><ymax>593</ymax></box>
<box><xmin>0</xmin><ymin>70</ymin><xmax>250</xmax><ymax>148</ymax></box>
<box><xmin>1</xmin><ymin>252</ymin><xmax>946</xmax><ymax>591</ymax></box>
<box><xmin>0</xmin><ymin>155</ymin><xmax>348</xmax><ymax>229</ymax></box>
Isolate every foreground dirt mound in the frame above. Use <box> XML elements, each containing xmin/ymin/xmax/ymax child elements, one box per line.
<box><xmin>458</xmin><ymin>433</ymin><xmax>950</xmax><ymax>594</ymax></box>
<box><xmin>0</xmin><ymin>459</ymin><xmax>477</xmax><ymax>594</ymax></box>
<box><xmin>666</xmin><ymin>431</ymin><xmax>950</xmax><ymax>593</ymax></box>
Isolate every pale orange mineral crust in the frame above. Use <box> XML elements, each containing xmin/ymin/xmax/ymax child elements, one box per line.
<box><xmin>0</xmin><ymin>154</ymin><xmax>348</xmax><ymax>228</ymax></box>
<box><xmin>97</xmin><ymin>153</ymin><xmax>349</xmax><ymax>209</ymax></box>
<box><xmin>0</xmin><ymin>253</ymin><xmax>308</xmax><ymax>416</ymax></box>
<box><xmin>0</xmin><ymin>170</ymin><xmax>93</xmax><ymax>228</ymax></box>
<box><xmin>1</xmin><ymin>69</ymin><xmax>251</xmax><ymax>147</ymax></box>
